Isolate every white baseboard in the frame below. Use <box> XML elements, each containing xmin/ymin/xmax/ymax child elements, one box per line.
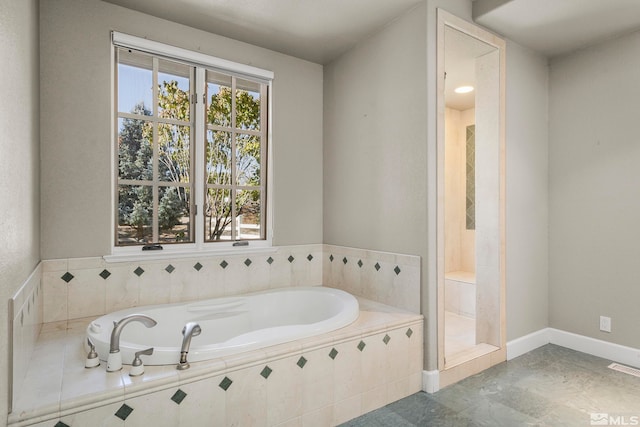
<box><xmin>506</xmin><ymin>328</ymin><xmax>552</xmax><ymax>360</ymax></box>
<box><xmin>549</xmin><ymin>328</ymin><xmax>640</xmax><ymax>369</ymax></box>
<box><xmin>506</xmin><ymin>327</ymin><xmax>640</xmax><ymax>369</ymax></box>
<box><xmin>422</xmin><ymin>369</ymin><xmax>439</xmax><ymax>394</ymax></box>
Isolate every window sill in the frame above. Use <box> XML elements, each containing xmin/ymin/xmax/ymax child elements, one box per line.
<box><xmin>103</xmin><ymin>246</ymin><xmax>277</xmax><ymax>263</ymax></box>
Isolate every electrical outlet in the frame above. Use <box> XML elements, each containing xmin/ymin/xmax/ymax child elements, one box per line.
<box><xmin>600</xmin><ymin>316</ymin><xmax>611</xmax><ymax>333</ymax></box>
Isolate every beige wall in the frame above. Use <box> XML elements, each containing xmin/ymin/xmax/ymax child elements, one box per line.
<box><xmin>326</xmin><ymin>0</ymin><xmax>551</xmax><ymax>370</ymax></box>
<box><xmin>39</xmin><ymin>0</ymin><xmax>324</xmax><ymax>259</ymax></box>
<box><xmin>549</xmin><ymin>30</ymin><xmax>640</xmax><ymax>348</ymax></box>
<box><xmin>505</xmin><ymin>40</ymin><xmax>549</xmax><ymax>341</ymax></box>
<box><xmin>0</xmin><ymin>0</ymin><xmax>41</xmax><ymax>420</ymax></box>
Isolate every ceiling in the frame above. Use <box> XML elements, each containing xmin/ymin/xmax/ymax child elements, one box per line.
<box><xmin>102</xmin><ymin>0</ymin><xmax>423</xmax><ymax>64</ymax></box>
<box><xmin>102</xmin><ymin>0</ymin><xmax>640</xmax><ymax>65</ymax></box>
<box><xmin>474</xmin><ymin>0</ymin><xmax>640</xmax><ymax>58</ymax></box>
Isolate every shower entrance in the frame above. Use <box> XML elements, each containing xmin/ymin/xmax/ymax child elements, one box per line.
<box><xmin>436</xmin><ymin>9</ymin><xmax>506</xmax><ymax>387</ymax></box>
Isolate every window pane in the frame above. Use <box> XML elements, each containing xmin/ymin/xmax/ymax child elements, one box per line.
<box><xmin>158</xmin><ymin>186</ymin><xmax>191</xmax><ymax>243</ymax></box>
<box><xmin>205</xmin><ymin>188</ymin><xmax>232</xmax><ymax>241</ymax></box>
<box><xmin>118</xmin><ymin>49</ymin><xmax>153</xmax><ymax>116</ymax></box>
<box><xmin>236</xmin><ymin>78</ymin><xmax>261</xmax><ymax>131</ymax></box>
<box><xmin>236</xmin><ymin>133</ymin><xmax>261</xmax><ymax>186</ymax></box>
<box><xmin>117</xmin><ymin>185</ymin><xmax>153</xmax><ymax>245</ymax></box>
<box><xmin>158</xmin><ymin>123</ymin><xmax>191</xmax><ymax>183</ymax></box>
<box><xmin>206</xmin><ymin>130</ymin><xmax>232</xmax><ymax>185</ymax></box>
<box><xmin>118</xmin><ymin>117</ymin><xmax>153</xmax><ymax>181</ymax></box>
<box><xmin>206</xmin><ymin>71</ymin><xmax>232</xmax><ymax>127</ymax></box>
<box><xmin>158</xmin><ymin>59</ymin><xmax>191</xmax><ymax>122</ymax></box>
<box><xmin>237</xmin><ymin>190</ymin><xmax>261</xmax><ymax>239</ymax></box>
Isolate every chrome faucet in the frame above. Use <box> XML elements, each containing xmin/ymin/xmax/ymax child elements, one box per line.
<box><xmin>177</xmin><ymin>322</ymin><xmax>201</xmax><ymax>370</ymax></box>
<box><xmin>106</xmin><ymin>314</ymin><xmax>157</xmax><ymax>372</ymax></box>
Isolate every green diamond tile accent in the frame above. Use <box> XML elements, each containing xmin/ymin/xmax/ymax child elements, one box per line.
<box><xmin>394</xmin><ymin>266</ymin><xmax>401</xmax><ymax>275</ymax></box>
<box><xmin>220</xmin><ymin>260</ymin><xmax>228</xmax><ymax>269</ymax></box>
<box><xmin>99</xmin><ymin>269</ymin><xmax>111</xmax><ymax>280</ymax></box>
<box><xmin>193</xmin><ymin>262</ymin><xmax>203</xmax><ymax>271</ymax></box>
<box><xmin>357</xmin><ymin>260</ymin><xmax>363</xmax><ymax>268</ymax></box>
<box><xmin>357</xmin><ymin>340</ymin><xmax>366</xmax><ymax>352</ymax></box>
<box><xmin>375</xmin><ymin>263</ymin><xmax>381</xmax><ymax>271</ymax></box>
<box><xmin>54</xmin><ymin>422</ymin><xmax>70</xmax><ymax>427</ymax></box>
<box><xmin>114</xmin><ymin>403</ymin><xmax>133</xmax><ymax>421</ymax></box>
<box><xmin>244</xmin><ymin>258</ymin><xmax>252</xmax><ymax>267</ymax></box>
<box><xmin>260</xmin><ymin>365</ymin><xmax>272</xmax><ymax>379</ymax></box>
<box><xmin>307</xmin><ymin>254</ymin><xmax>313</xmax><ymax>261</ymax></box>
<box><xmin>383</xmin><ymin>334</ymin><xmax>391</xmax><ymax>345</ymax></box>
<box><xmin>329</xmin><ymin>348</ymin><xmax>338</xmax><ymax>360</ymax></box>
<box><xmin>342</xmin><ymin>257</ymin><xmax>348</xmax><ymax>264</ymax></box>
<box><xmin>288</xmin><ymin>255</ymin><xmax>294</xmax><ymax>263</ymax></box>
<box><xmin>297</xmin><ymin>356</ymin><xmax>307</xmax><ymax>368</ymax></box>
<box><xmin>61</xmin><ymin>272</ymin><xmax>74</xmax><ymax>283</ymax></box>
<box><xmin>171</xmin><ymin>389</ymin><xmax>187</xmax><ymax>405</ymax></box>
<box><xmin>406</xmin><ymin>328</ymin><xmax>413</xmax><ymax>338</ymax></box>
<box><xmin>329</xmin><ymin>254</ymin><xmax>334</xmax><ymax>262</ymax></box>
<box><xmin>219</xmin><ymin>376</ymin><xmax>233</xmax><ymax>391</ymax></box>
<box><xmin>134</xmin><ymin>266</ymin><xmax>145</xmax><ymax>276</ymax></box>
<box><xmin>165</xmin><ymin>264</ymin><xmax>175</xmax><ymax>273</ymax></box>
<box><xmin>267</xmin><ymin>256</ymin><xmax>274</xmax><ymax>264</ymax></box>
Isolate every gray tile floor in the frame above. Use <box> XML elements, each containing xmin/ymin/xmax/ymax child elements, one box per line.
<box><xmin>341</xmin><ymin>344</ymin><xmax>640</xmax><ymax>426</ymax></box>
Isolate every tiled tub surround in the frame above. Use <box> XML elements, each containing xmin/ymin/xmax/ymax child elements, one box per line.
<box><xmin>9</xmin><ymin>263</ymin><xmax>43</xmax><ymax>413</ymax></box>
<box><xmin>42</xmin><ymin>244</ymin><xmax>325</xmax><ymax>324</ymax></box>
<box><xmin>8</xmin><ymin>297</ymin><xmax>423</xmax><ymax>427</ymax></box>
<box><xmin>323</xmin><ymin>245</ymin><xmax>420</xmax><ymax>314</ymax></box>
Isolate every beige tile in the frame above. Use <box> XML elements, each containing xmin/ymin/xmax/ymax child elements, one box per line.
<box><xmin>177</xmin><ymin>375</ymin><xmax>226</xmax><ymax>427</ymax></box>
<box><xmin>361</xmin><ymin>385</ymin><xmax>387</xmax><ymax>414</ymax></box>
<box><xmin>123</xmin><ymin>387</ymin><xmax>180</xmax><ymax>426</ymax></box>
<box><xmin>266</xmin><ymin>355</ymin><xmax>303</xmax><ymax>426</ymax></box>
<box><xmin>301</xmin><ymin>347</ymin><xmax>334</xmax><ymax>413</ymax></box>
<box><xmin>301</xmin><ymin>406</ymin><xmax>333</xmax><ymax>427</ymax></box>
<box><xmin>333</xmin><ymin>394</ymin><xmax>362</xmax><ymax>426</ymax></box>
<box><xmin>43</xmin><ymin>272</ymin><xmax>68</xmax><ymax>323</ymax></box>
<box><xmin>225</xmin><ymin>364</ymin><xmax>267</xmax><ymax>426</ymax></box>
<box><xmin>59</xmin><ymin>401</ymin><xmax>124</xmax><ymax>427</ymax></box>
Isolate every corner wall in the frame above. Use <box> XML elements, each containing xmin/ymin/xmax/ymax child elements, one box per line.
<box><xmin>0</xmin><ymin>0</ymin><xmax>41</xmax><ymax>419</ymax></box>
<box><xmin>505</xmin><ymin>40</ymin><xmax>549</xmax><ymax>341</ymax></box>
<box><xmin>323</xmin><ymin>0</ymin><xmax>430</xmax><ymax>365</ymax></box>
<box><xmin>39</xmin><ymin>0</ymin><xmax>323</xmax><ymax>260</ymax></box>
<box><xmin>549</xmin><ymin>29</ymin><xmax>640</xmax><ymax>348</ymax></box>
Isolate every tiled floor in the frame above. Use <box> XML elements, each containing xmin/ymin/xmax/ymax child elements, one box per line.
<box><xmin>341</xmin><ymin>344</ymin><xmax>640</xmax><ymax>426</ymax></box>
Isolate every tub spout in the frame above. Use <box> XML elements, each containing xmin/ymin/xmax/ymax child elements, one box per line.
<box><xmin>177</xmin><ymin>322</ymin><xmax>201</xmax><ymax>370</ymax></box>
<box><xmin>107</xmin><ymin>314</ymin><xmax>157</xmax><ymax>372</ymax></box>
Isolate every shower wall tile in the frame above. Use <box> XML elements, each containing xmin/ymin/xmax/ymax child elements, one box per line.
<box><xmin>323</xmin><ymin>245</ymin><xmax>421</xmax><ymax>313</ymax></box>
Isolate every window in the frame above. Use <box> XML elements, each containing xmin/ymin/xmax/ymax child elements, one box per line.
<box><xmin>113</xmin><ymin>33</ymin><xmax>272</xmax><ymax>253</ymax></box>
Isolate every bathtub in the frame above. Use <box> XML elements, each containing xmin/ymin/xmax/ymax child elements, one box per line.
<box><xmin>86</xmin><ymin>286</ymin><xmax>359</xmax><ymax>366</ymax></box>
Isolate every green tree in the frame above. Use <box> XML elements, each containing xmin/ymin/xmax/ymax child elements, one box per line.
<box><xmin>205</xmin><ymin>86</ymin><xmax>261</xmax><ymax>240</ymax></box>
<box><xmin>118</xmin><ymin>78</ymin><xmax>262</xmax><ymax>243</ymax></box>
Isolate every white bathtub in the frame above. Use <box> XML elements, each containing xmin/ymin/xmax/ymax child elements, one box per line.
<box><xmin>86</xmin><ymin>286</ymin><xmax>359</xmax><ymax>366</ymax></box>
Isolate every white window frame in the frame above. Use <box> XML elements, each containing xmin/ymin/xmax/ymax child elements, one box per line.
<box><xmin>108</xmin><ymin>32</ymin><xmax>274</xmax><ymax>261</ymax></box>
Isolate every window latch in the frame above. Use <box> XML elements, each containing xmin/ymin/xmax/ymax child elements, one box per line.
<box><xmin>232</xmin><ymin>241</ymin><xmax>249</xmax><ymax>247</ymax></box>
<box><xmin>142</xmin><ymin>244</ymin><xmax>163</xmax><ymax>251</ymax></box>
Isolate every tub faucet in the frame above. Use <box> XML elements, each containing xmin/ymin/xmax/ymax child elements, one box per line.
<box><xmin>177</xmin><ymin>322</ymin><xmax>201</xmax><ymax>370</ymax></box>
<box><xmin>107</xmin><ymin>314</ymin><xmax>157</xmax><ymax>372</ymax></box>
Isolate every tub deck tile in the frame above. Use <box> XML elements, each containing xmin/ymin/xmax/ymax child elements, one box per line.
<box><xmin>9</xmin><ymin>295</ymin><xmax>423</xmax><ymax>427</ymax></box>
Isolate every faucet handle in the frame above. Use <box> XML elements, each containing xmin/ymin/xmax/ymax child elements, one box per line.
<box><xmin>85</xmin><ymin>338</ymin><xmax>100</xmax><ymax>368</ymax></box>
<box><xmin>130</xmin><ymin>347</ymin><xmax>154</xmax><ymax>376</ymax></box>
